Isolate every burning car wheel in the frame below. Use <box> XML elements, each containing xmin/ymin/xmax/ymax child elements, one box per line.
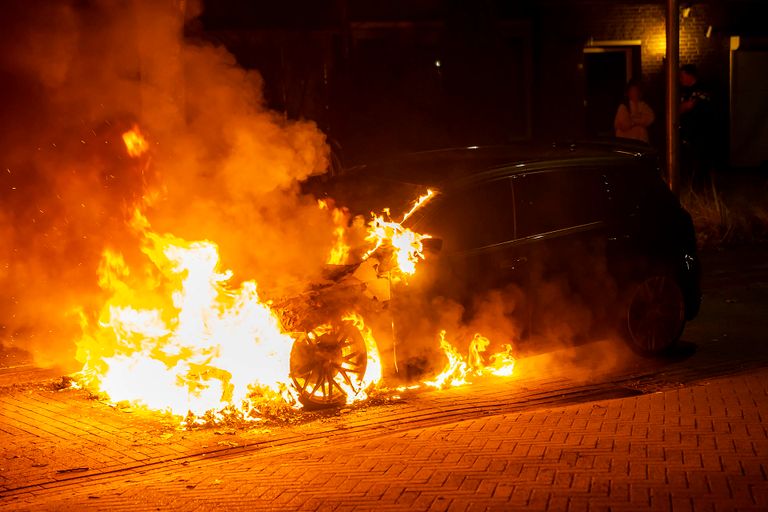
<box><xmin>290</xmin><ymin>320</ymin><xmax>368</xmax><ymax>408</ymax></box>
<box><xmin>625</xmin><ymin>274</ymin><xmax>686</xmax><ymax>356</ymax></box>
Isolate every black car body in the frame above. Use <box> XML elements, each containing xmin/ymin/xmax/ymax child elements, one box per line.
<box><xmin>320</xmin><ymin>141</ymin><xmax>701</xmax><ymax>359</ymax></box>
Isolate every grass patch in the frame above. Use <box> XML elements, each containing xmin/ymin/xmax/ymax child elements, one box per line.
<box><xmin>681</xmin><ymin>179</ymin><xmax>768</xmax><ymax>247</ymax></box>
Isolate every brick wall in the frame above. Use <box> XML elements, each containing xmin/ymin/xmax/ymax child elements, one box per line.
<box><xmin>533</xmin><ymin>1</ymin><xmax>728</xmax><ymax>140</ymax></box>
<box><xmin>582</xmin><ymin>3</ymin><xmax>666</xmax><ymax>79</ymax></box>
<box><xmin>579</xmin><ymin>2</ymin><xmax>720</xmax><ymax>83</ymax></box>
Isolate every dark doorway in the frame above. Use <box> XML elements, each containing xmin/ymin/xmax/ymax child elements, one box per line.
<box><xmin>584</xmin><ymin>45</ymin><xmax>640</xmax><ymax>137</ymax></box>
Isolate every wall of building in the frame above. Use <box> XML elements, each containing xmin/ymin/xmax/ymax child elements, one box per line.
<box><xmin>202</xmin><ymin>1</ymin><xmax>735</xmax><ymax>160</ymax></box>
<box><xmin>533</xmin><ymin>1</ymin><xmax>729</xmax><ymax>148</ymax></box>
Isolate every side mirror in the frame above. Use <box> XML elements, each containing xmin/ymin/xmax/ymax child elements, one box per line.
<box><xmin>422</xmin><ymin>237</ymin><xmax>443</xmax><ymax>254</ymax></box>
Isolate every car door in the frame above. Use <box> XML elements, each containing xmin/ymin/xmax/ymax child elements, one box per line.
<box><xmin>413</xmin><ymin>177</ymin><xmax>529</xmax><ymax>312</ymax></box>
<box><xmin>602</xmin><ymin>162</ymin><xmax>682</xmax><ymax>269</ymax></box>
<box><xmin>511</xmin><ymin>167</ymin><xmax>613</xmax><ymax>341</ymax></box>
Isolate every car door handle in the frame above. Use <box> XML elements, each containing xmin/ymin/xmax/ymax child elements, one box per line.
<box><xmin>500</xmin><ymin>256</ymin><xmax>527</xmax><ymax>270</ymax></box>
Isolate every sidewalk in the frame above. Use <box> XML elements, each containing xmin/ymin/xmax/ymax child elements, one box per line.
<box><xmin>3</xmin><ymin>367</ymin><xmax>767</xmax><ymax>511</ymax></box>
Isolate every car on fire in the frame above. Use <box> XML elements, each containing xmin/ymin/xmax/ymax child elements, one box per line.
<box><xmin>291</xmin><ymin>141</ymin><xmax>701</xmax><ymax>408</ymax></box>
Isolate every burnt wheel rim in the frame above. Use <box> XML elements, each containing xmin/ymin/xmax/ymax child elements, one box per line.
<box><xmin>627</xmin><ymin>275</ymin><xmax>685</xmax><ymax>353</ymax></box>
<box><xmin>290</xmin><ymin>322</ymin><xmax>367</xmax><ymax>407</ymax></box>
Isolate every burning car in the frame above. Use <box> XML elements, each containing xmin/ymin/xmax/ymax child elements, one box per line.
<box><xmin>75</xmin><ymin>136</ymin><xmax>699</xmax><ymax>418</ymax></box>
<box><xmin>311</xmin><ymin>142</ymin><xmax>701</xmax><ymax>385</ymax></box>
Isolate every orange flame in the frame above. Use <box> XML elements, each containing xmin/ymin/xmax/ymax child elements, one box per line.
<box><xmin>74</xmin><ymin>209</ymin><xmax>388</xmax><ymax>423</ymax></box>
<box><xmin>318</xmin><ymin>199</ymin><xmax>351</xmax><ymax>265</ymax></box>
<box><xmin>423</xmin><ymin>332</ymin><xmax>516</xmax><ymax>389</ymax></box>
<box><xmin>319</xmin><ymin>188</ymin><xmax>435</xmax><ymax>278</ymax></box>
<box><xmin>76</xmin><ymin>211</ymin><xmax>300</xmax><ymax>421</ymax></box>
<box><xmin>341</xmin><ymin>312</ymin><xmax>383</xmax><ymax>402</ymax></box>
<box><xmin>74</xmin><ymin>173</ymin><xmax>511</xmax><ymax>423</ymax></box>
<box><xmin>122</xmin><ymin>125</ymin><xmax>149</xmax><ymax>158</ymax></box>
<box><xmin>362</xmin><ymin>189</ymin><xmax>436</xmax><ymax>279</ymax></box>
<box><xmin>401</xmin><ymin>189</ymin><xmax>436</xmax><ymax>223</ymax></box>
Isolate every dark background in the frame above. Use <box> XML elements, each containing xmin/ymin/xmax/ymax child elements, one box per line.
<box><xmin>193</xmin><ymin>0</ymin><xmax>768</xmax><ymax>166</ymax></box>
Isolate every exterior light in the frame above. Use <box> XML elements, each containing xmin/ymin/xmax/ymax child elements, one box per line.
<box><xmin>434</xmin><ymin>60</ymin><xmax>441</xmax><ymax>68</ymax></box>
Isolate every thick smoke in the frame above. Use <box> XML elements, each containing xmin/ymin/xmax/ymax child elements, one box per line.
<box><xmin>0</xmin><ymin>1</ymin><xmax>638</xmax><ymax>384</ymax></box>
<box><xmin>0</xmin><ymin>1</ymin><xmax>333</xmax><ymax>368</ymax></box>
<box><xmin>386</xmin><ymin>242</ymin><xmax>634</xmax><ymax>382</ymax></box>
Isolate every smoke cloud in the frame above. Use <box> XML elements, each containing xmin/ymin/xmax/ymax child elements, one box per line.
<box><xmin>0</xmin><ymin>1</ymin><xmax>638</xmax><ymax>385</ymax></box>
<box><xmin>0</xmin><ymin>1</ymin><xmax>333</xmax><ymax>368</ymax></box>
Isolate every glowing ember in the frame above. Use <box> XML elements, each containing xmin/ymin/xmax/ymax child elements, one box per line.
<box><xmin>423</xmin><ymin>332</ymin><xmax>516</xmax><ymax>389</ymax></box>
<box><xmin>122</xmin><ymin>125</ymin><xmax>149</xmax><ymax>158</ymax></box>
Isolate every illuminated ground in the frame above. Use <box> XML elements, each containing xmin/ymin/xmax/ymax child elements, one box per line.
<box><xmin>1</xmin><ymin>245</ymin><xmax>767</xmax><ymax>510</ymax></box>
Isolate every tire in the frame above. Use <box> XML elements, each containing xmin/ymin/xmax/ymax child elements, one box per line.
<box><xmin>623</xmin><ymin>273</ymin><xmax>686</xmax><ymax>356</ymax></box>
<box><xmin>290</xmin><ymin>319</ymin><xmax>368</xmax><ymax>409</ymax></box>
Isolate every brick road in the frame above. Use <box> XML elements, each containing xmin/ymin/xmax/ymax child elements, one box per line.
<box><xmin>1</xmin><ymin>368</ymin><xmax>767</xmax><ymax>511</ymax></box>
<box><xmin>1</xmin><ymin>247</ymin><xmax>766</xmax><ymax>511</ymax></box>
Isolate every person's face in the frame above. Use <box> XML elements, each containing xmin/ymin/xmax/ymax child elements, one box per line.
<box><xmin>628</xmin><ymin>85</ymin><xmax>642</xmax><ymax>102</ymax></box>
<box><xmin>680</xmin><ymin>71</ymin><xmax>696</xmax><ymax>87</ymax></box>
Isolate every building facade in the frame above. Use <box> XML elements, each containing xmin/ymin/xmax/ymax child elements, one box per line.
<box><xmin>200</xmin><ymin>0</ymin><xmax>767</xmax><ymax>166</ymax></box>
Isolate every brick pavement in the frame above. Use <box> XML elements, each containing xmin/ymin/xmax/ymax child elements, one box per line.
<box><xmin>3</xmin><ymin>368</ymin><xmax>767</xmax><ymax>511</ymax></box>
<box><xmin>1</xmin><ymin>246</ymin><xmax>766</xmax><ymax>511</ymax></box>
<box><xmin>0</xmin><ymin>362</ymin><xmax>642</xmax><ymax>495</ymax></box>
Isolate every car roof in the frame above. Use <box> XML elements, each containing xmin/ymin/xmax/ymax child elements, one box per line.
<box><xmin>342</xmin><ymin>140</ymin><xmax>655</xmax><ymax>189</ymax></box>
<box><xmin>310</xmin><ymin>140</ymin><xmax>657</xmax><ymax>217</ymax></box>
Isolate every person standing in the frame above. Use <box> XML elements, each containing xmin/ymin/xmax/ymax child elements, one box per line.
<box><xmin>680</xmin><ymin>64</ymin><xmax>715</xmax><ymax>190</ymax></box>
<box><xmin>614</xmin><ymin>79</ymin><xmax>655</xmax><ymax>143</ymax></box>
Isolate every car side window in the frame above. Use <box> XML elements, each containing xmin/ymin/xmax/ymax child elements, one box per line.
<box><xmin>513</xmin><ymin>169</ymin><xmax>606</xmax><ymax>238</ymax></box>
<box><xmin>416</xmin><ymin>178</ymin><xmax>515</xmax><ymax>252</ymax></box>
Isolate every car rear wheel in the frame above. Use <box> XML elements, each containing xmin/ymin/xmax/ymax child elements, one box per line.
<box><xmin>625</xmin><ymin>274</ymin><xmax>686</xmax><ymax>356</ymax></box>
<box><xmin>290</xmin><ymin>320</ymin><xmax>368</xmax><ymax>408</ymax></box>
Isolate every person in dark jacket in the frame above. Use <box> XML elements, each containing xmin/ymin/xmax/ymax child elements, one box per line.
<box><xmin>679</xmin><ymin>64</ymin><xmax>715</xmax><ymax>190</ymax></box>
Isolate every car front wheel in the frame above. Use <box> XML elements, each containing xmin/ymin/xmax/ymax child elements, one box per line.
<box><xmin>289</xmin><ymin>319</ymin><xmax>368</xmax><ymax>408</ymax></box>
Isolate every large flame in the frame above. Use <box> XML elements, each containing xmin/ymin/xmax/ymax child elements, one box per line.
<box><xmin>75</xmin><ymin>213</ymin><xmax>302</xmax><ymax>422</ymax></box>
<box><xmin>74</xmin><ymin>130</ymin><xmax>515</xmax><ymax>423</ymax></box>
